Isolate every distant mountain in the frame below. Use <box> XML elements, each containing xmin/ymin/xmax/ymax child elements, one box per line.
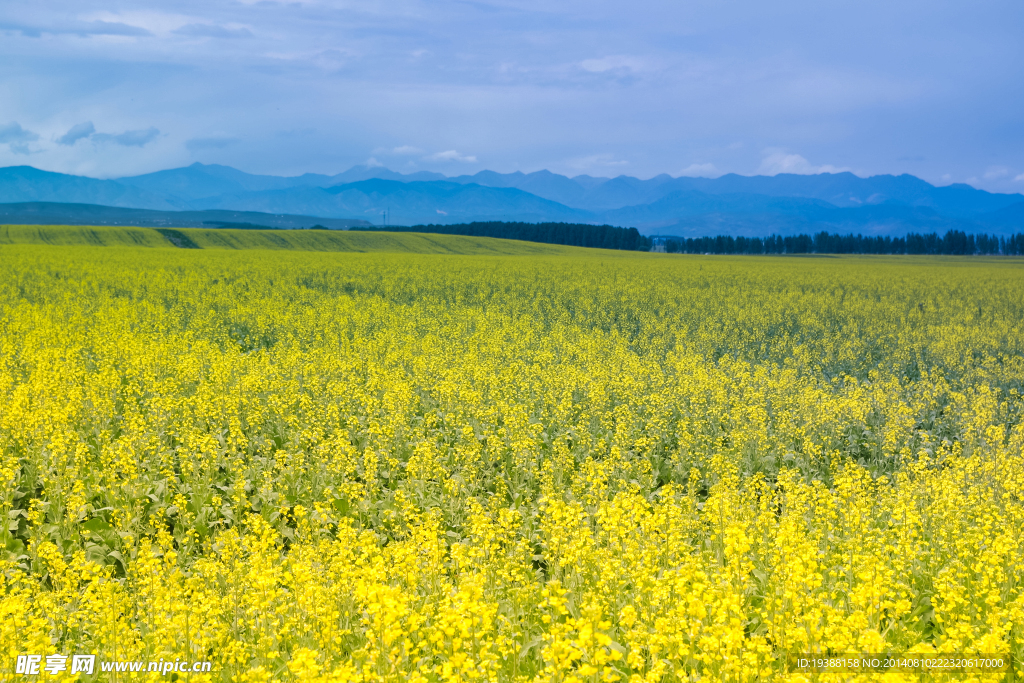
<box><xmin>0</xmin><ymin>166</ymin><xmax>181</xmax><ymax>210</ymax></box>
<box><xmin>326</xmin><ymin>165</ymin><xmax>447</xmax><ymax>185</ymax></box>
<box><xmin>116</xmin><ymin>163</ymin><xmax>325</xmax><ymax>198</ymax></box>
<box><xmin>651</xmin><ymin>204</ymin><xmax>982</xmax><ymax>238</ymax></box>
<box><xmin>991</xmin><ymin>201</ymin><xmax>1024</xmax><ymax>227</ymax></box>
<box><xmin>663</xmin><ymin>173</ymin><xmax>1022</xmax><ymax>216</ymax></box>
<box><xmin>114</xmin><ymin>162</ymin><xmax>448</xmax><ymax>203</ymax></box>
<box><xmin>322</xmin><ymin>179</ymin><xmax>592</xmax><ymax>224</ymax></box>
<box><xmin>448</xmin><ymin>170</ymin><xmax>593</xmax><ymax>207</ymax></box>
<box><xmin>1</xmin><ymin>163</ymin><xmax>1022</xmax><ymax>235</ymax></box>
<box><xmin>440</xmin><ymin>169</ymin><xmax>1024</xmax><ymax>216</ymax></box>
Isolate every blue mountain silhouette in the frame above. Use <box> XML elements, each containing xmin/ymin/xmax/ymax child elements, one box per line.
<box><xmin>1</xmin><ymin>163</ymin><xmax>1021</xmax><ymax>235</ymax></box>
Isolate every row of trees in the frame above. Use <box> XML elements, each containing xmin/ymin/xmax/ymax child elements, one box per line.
<box><xmin>662</xmin><ymin>231</ymin><xmax>1024</xmax><ymax>255</ymax></box>
<box><xmin>350</xmin><ymin>221</ymin><xmax>1024</xmax><ymax>255</ymax></box>
<box><xmin>353</xmin><ymin>221</ymin><xmax>653</xmax><ymax>251</ymax></box>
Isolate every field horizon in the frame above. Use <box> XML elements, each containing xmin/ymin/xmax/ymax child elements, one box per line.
<box><xmin>4</xmin><ymin>224</ymin><xmax>1024</xmax><ymax>263</ymax></box>
<box><xmin>0</xmin><ymin>224</ymin><xmax>588</xmax><ymax>256</ymax></box>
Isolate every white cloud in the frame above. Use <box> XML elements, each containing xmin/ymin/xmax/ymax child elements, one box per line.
<box><xmin>983</xmin><ymin>166</ymin><xmax>1010</xmax><ymax>180</ymax></box>
<box><xmin>678</xmin><ymin>163</ymin><xmax>719</xmax><ymax>178</ymax></box>
<box><xmin>566</xmin><ymin>153</ymin><xmax>630</xmax><ymax>172</ymax></box>
<box><xmin>392</xmin><ymin>145</ymin><xmax>424</xmax><ymax>155</ymax></box>
<box><xmin>364</xmin><ymin>156</ymin><xmax>384</xmax><ymax>167</ymax></box>
<box><xmin>580</xmin><ymin>55</ymin><xmax>647</xmax><ymax>74</ymax></box>
<box><xmin>427</xmin><ymin>150</ymin><xmax>476</xmax><ymax>162</ymax></box>
<box><xmin>261</xmin><ymin>47</ymin><xmax>358</xmax><ymax>71</ymax></box>
<box><xmin>311</xmin><ymin>49</ymin><xmax>353</xmax><ymax>70</ymax></box>
<box><xmin>1015</xmin><ymin>173</ymin><xmax>1024</xmax><ymax>182</ymax></box>
<box><xmin>173</xmin><ymin>24</ymin><xmax>253</xmax><ymax>39</ymax></box>
<box><xmin>57</xmin><ymin>122</ymin><xmax>96</xmax><ymax>145</ymax></box>
<box><xmin>82</xmin><ymin>10</ymin><xmax>189</xmax><ymax>36</ymax></box>
<box><xmin>186</xmin><ymin>136</ymin><xmax>239</xmax><ymax>151</ymax></box>
<box><xmin>757</xmin><ymin>149</ymin><xmax>848</xmax><ymax>175</ymax></box>
<box><xmin>0</xmin><ymin>19</ymin><xmax>151</xmax><ymax>38</ymax></box>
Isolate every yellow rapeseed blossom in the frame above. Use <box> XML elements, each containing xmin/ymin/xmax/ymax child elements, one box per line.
<box><xmin>0</xmin><ymin>245</ymin><xmax>1022</xmax><ymax>681</ymax></box>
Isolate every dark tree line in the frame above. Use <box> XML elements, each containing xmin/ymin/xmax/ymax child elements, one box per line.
<box><xmin>352</xmin><ymin>221</ymin><xmax>653</xmax><ymax>251</ymax></box>
<box><xmin>662</xmin><ymin>231</ymin><xmax>1024</xmax><ymax>256</ymax></box>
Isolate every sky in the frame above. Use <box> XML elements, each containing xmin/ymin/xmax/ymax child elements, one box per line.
<box><xmin>1</xmin><ymin>0</ymin><xmax>1023</xmax><ymax>192</ymax></box>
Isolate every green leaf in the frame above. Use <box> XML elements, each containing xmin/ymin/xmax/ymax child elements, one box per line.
<box><xmin>84</xmin><ymin>543</ymin><xmax>108</xmax><ymax>564</ymax></box>
<box><xmin>81</xmin><ymin>517</ymin><xmax>112</xmax><ymax>532</ymax></box>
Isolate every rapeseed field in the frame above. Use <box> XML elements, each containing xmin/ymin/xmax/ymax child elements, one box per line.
<box><xmin>1</xmin><ymin>242</ymin><xmax>1023</xmax><ymax>681</ymax></box>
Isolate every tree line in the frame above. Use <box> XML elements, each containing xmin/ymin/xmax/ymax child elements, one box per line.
<box><xmin>662</xmin><ymin>231</ymin><xmax>1024</xmax><ymax>255</ymax></box>
<box><xmin>352</xmin><ymin>221</ymin><xmax>653</xmax><ymax>251</ymax></box>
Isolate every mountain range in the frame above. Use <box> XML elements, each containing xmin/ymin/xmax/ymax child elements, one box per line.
<box><xmin>1</xmin><ymin>163</ymin><xmax>1022</xmax><ymax>236</ymax></box>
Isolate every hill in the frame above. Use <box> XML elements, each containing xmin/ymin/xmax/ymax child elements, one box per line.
<box><xmin>0</xmin><ymin>202</ymin><xmax>370</xmax><ymax>229</ymax></box>
<box><xmin>0</xmin><ymin>224</ymin><xmax>175</xmax><ymax>248</ymax></box>
<box><xmin>0</xmin><ymin>224</ymin><xmax>579</xmax><ymax>255</ymax></box>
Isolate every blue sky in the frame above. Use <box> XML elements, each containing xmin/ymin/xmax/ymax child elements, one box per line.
<box><xmin>1</xmin><ymin>0</ymin><xmax>1022</xmax><ymax>191</ymax></box>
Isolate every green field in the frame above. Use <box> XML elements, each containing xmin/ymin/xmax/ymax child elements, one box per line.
<box><xmin>0</xmin><ymin>224</ymin><xmax>580</xmax><ymax>255</ymax></box>
<box><xmin>0</xmin><ymin>224</ymin><xmax>175</xmax><ymax>248</ymax></box>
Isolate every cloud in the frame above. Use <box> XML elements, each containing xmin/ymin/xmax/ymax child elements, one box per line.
<box><xmin>0</xmin><ymin>20</ymin><xmax>150</xmax><ymax>38</ymax></box>
<box><xmin>1015</xmin><ymin>173</ymin><xmax>1024</xmax><ymax>183</ymax></box>
<box><xmin>364</xmin><ymin>157</ymin><xmax>384</xmax><ymax>167</ymax></box>
<box><xmin>0</xmin><ymin>122</ymin><xmax>39</xmax><ymax>153</ymax></box>
<box><xmin>579</xmin><ymin>55</ymin><xmax>647</xmax><ymax>74</ymax></box>
<box><xmin>757</xmin><ymin>150</ymin><xmax>848</xmax><ymax>175</ymax></box>
<box><xmin>567</xmin><ymin>153</ymin><xmax>630</xmax><ymax>172</ymax></box>
<box><xmin>311</xmin><ymin>49</ymin><xmax>353</xmax><ymax>71</ymax></box>
<box><xmin>2</xmin><ymin>2</ymin><xmax>1018</xmax><ymax>182</ymax></box>
<box><xmin>678</xmin><ymin>163</ymin><xmax>719</xmax><ymax>178</ymax></box>
<box><xmin>372</xmin><ymin>145</ymin><xmax>425</xmax><ymax>156</ymax></box>
<box><xmin>0</xmin><ymin>122</ymin><xmax>39</xmax><ymax>144</ymax></box>
<box><xmin>92</xmin><ymin>127</ymin><xmax>160</xmax><ymax>147</ymax></box>
<box><xmin>57</xmin><ymin>122</ymin><xmax>96</xmax><ymax>145</ymax></box>
<box><xmin>275</xmin><ymin>128</ymin><xmax>316</xmax><ymax>138</ymax></box>
<box><xmin>427</xmin><ymin>150</ymin><xmax>477</xmax><ymax>162</ymax></box>
<box><xmin>186</xmin><ymin>136</ymin><xmax>240</xmax><ymax>151</ymax></box>
<box><xmin>983</xmin><ymin>166</ymin><xmax>1010</xmax><ymax>181</ymax></box>
<box><xmin>173</xmin><ymin>24</ymin><xmax>253</xmax><ymax>39</ymax></box>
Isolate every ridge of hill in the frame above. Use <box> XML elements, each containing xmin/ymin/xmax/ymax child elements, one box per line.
<box><xmin>0</xmin><ymin>201</ymin><xmax>370</xmax><ymax>229</ymax></box>
<box><xmin>0</xmin><ymin>224</ymin><xmax>579</xmax><ymax>255</ymax></box>
<box><xmin>1</xmin><ymin>163</ymin><xmax>1022</xmax><ymax>236</ymax></box>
